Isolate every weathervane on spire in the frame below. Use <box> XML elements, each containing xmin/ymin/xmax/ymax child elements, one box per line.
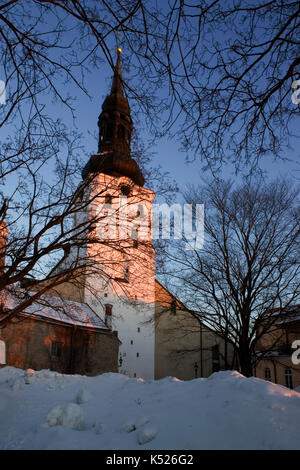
<box><xmin>116</xmin><ymin>30</ymin><xmax>122</xmax><ymax>55</ymax></box>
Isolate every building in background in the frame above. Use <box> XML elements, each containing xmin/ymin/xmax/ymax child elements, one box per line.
<box><xmin>254</xmin><ymin>305</ymin><xmax>300</xmax><ymax>390</ymax></box>
<box><xmin>155</xmin><ymin>281</ymin><xmax>236</xmax><ymax>380</ymax></box>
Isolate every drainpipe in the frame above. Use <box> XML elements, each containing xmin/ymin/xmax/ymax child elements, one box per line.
<box><xmin>200</xmin><ymin>321</ymin><xmax>203</xmax><ymax>377</ymax></box>
<box><xmin>271</xmin><ymin>359</ymin><xmax>277</xmax><ymax>384</ymax></box>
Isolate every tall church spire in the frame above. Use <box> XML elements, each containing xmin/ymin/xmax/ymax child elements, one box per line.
<box><xmin>82</xmin><ymin>48</ymin><xmax>145</xmax><ymax>186</ymax></box>
<box><xmin>110</xmin><ymin>47</ymin><xmax>124</xmax><ymax>97</ymax></box>
<box><xmin>98</xmin><ymin>47</ymin><xmax>132</xmax><ymax>158</ymax></box>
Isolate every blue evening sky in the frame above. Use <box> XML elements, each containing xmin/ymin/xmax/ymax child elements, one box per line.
<box><xmin>1</xmin><ymin>1</ymin><xmax>299</xmax><ymax>204</ymax></box>
<box><xmin>63</xmin><ymin>55</ymin><xmax>300</xmax><ymax>196</ymax></box>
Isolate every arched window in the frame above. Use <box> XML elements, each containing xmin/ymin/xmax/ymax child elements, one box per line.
<box><xmin>117</xmin><ymin>124</ymin><xmax>125</xmax><ymax>139</ymax></box>
<box><xmin>264</xmin><ymin>367</ymin><xmax>271</xmax><ymax>381</ymax></box>
<box><xmin>106</xmin><ymin>123</ymin><xmax>113</xmax><ymax>142</ymax></box>
<box><xmin>120</xmin><ymin>184</ymin><xmax>131</xmax><ymax>196</ymax></box>
<box><xmin>0</xmin><ymin>340</ymin><xmax>6</xmax><ymax>364</ymax></box>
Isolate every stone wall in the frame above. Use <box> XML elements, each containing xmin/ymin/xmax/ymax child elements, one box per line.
<box><xmin>154</xmin><ymin>282</ymin><xmax>236</xmax><ymax>380</ymax></box>
<box><xmin>0</xmin><ymin>314</ymin><xmax>119</xmax><ymax>375</ymax></box>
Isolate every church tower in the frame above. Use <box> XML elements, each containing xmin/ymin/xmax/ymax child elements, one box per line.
<box><xmin>78</xmin><ymin>49</ymin><xmax>156</xmax><ymax>379</ymax></box>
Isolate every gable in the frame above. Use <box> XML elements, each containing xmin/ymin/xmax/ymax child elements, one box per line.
<box><xmin>155</xmin><ymin>279</ymin><xmax>186</xmax><ymax>309</ymax></box>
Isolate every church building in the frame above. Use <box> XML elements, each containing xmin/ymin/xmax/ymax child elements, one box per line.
<box><xmin>0</xmin><ymin>49</ymin><xmax>235</xmax><ymax>380</ymax></box>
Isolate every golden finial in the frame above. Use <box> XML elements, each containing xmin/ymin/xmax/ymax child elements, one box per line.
<box><xmin>117</xmin><ymin>46</ymin><xmax>122</xmax><ymax>55</ymax></box>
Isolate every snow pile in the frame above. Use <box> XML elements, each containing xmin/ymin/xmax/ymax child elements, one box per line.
<box><xmin>0</xmin><ymin>367</ymin><xmax>300</xmax><ymax>450</ymax></box>
<box><xmin>44</xmin><ymin>403</ymin><xmax>85</xmax><ymax>430</ymax></box>
<box><xmin>137</xmin><ymin>426</ymin><xmax>159</xmax><ymax>445</ymax></box>
<box><xmin>75</xmin><ymin>388</ymin><xmax>92</xmax><ymax>405</ymax></box>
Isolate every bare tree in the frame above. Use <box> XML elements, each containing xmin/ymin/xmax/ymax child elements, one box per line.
<box><xmin>1</xmin><ymin>1</ymin><xmax>299</xmax><ymax>175</ymax></box>
<box><xmin>0</xmin><ymin>1</ymin><xmax>177</xmax><ymax>325</ymax></box>
<box><xmin>1</xmin><ymin>1</ymin><xmax>298</xmax><ymax>325</ymax></box>
<box><xmin>140</xmin><ymin>0</ymin><xmax>300</xmax><ymax>171</ymax></box>
<box><xmin>161</xmin><ymin>178</ymin><xmax>300</xmax><ymax>376</ymax></box>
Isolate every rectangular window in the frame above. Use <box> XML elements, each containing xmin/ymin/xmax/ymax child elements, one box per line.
<box><xmin>51</xmin><ymin>342</ymin><xmax>62</xmax><ymax>358</ymax></box>
<box><xmin>212</xmin><ymin>344</ymin><xmax>220</xmax><ymax>361</ymax></box>
<box><xmin>105</xmin><ymin>304</ymin><xmax>112</xmax><ymax>316</ymax></box>
<box><xmin>124</xmin><ymin>265</ymin><xmax>130</xmax><ymax>282</ymax></box>
<box><xmin>105</xmin><ymin>194</ymin><xmax>112</xmax><ymax>204</ymax></box>
<box><xmin>212</xmin><ymin>344</ymin><xmax>220</xmax><ymax>372</ymax></box>
<box><xmin>105</xmin><ymin>304</ymin><xmax>112</xmax><ymax>328</ymax></box>
<box><xmin>264</xmin><ymin>367</ymin><xmax>271</xmax><ymax>381</ymax></box>
<box><xmin>170</xmin><ymin>300</ymin><xmax>176</xmax><ymax>315</ymax></box>
<box><xmin>285</xmin><ymin>368</ymin><xmax>293</xmax><ymax>389</ymax></box>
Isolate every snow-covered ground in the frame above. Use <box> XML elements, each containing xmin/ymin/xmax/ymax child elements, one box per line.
<box><xmin>0</xmin><ymin>367</ymin><xmax>300</xmax><ymax>450</ymax></box>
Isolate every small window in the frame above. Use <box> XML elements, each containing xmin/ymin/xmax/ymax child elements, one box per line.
<box><xmin>105</xmin><ymin>304</ymin><xmax>112</xmax><ymax>316</ymax></box>
<box><xmin>170</xmin><ymin>300</ymin><xmax>176</xmax><ymax>315</ymax></box>
<box><xmin>132</xmin><ymin>226</ymin><xmax>139</xmax><ymax>240</ymax></box>
<box><xmin>51</xmin><ymin>342</ymin><xmax>62</xmax><ymax>358</ymax></box>
<box><xmin>105</xmin><ymin>194</ymin><xmax>112</xmax><ymax>204</ymax></box>
<box><xmin>137</xmin><ymin>352</ymin><xmax>139</xmax><ymax>358</ymax></box>
<box><xmin>137</xmin><ymin>327</ymin><xmax>140</xmax><ymax>333</ymax></box>
<box><xmin>264</xmin><ymin>367</ymin><xmax>271</xmax><ymax>381</ymax></box>
<box><xmin>130</xmin><ymin>340</ymin><xmax>133</xmax><ymax>345</ymax></box>
<box><xmin>120</xmin><ymin>184</ymin><xmax>131</xmax><ymax>196</ymax></box>
<box><xmin>134</xmin><ymin>373</ymin><xmax>136</xmax><ymax>378</ymax></box>
<box><xmin>137</xmin><ymin>204</ymin><xmax>144</xmax><ymax>217</ymax></box>
<box><xmin>124</xmin><ymin>265</ymin><xmax>130</xmax><ymax>282</ymax></box>
<box><xmin>105</xmin><ymin>304</ymin><xmax>112</xmax><ymax>328</ymax></box>
<box><xmin>285</xmin><ymin>368</ymin><xmax>293</xmax><ymax>389</ymax></box>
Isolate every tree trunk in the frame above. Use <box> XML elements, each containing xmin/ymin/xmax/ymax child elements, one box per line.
<box><xmin>238</xmin><ymin>343</ymin><xmax>253</xmax><ymax>377</ymax></box>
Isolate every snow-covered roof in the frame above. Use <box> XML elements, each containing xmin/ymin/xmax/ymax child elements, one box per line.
<box><xmin>2</xmin><ymin>289</ymin><xmax>108</xmax><ymax>331</ymax></box>
<box><xmin>255</xmin><ymin>350</ymin><xmax>290</xmax><ymax>358</ymax></box>
<box><xmin>277</xmin><ymin>315</ymin><xmax>300</xmax><ymax>325</ymax></box>
<box><xmin>269</xmin><ymin>305</ymin><xmax>300</xmax><ymax>317</ymax></box>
